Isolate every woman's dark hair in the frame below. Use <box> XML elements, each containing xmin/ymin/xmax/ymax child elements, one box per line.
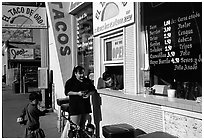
<box><xmin>71</xmin><ymin>66</ymin><xmax>85</xmax><ymax>79</ymax></box>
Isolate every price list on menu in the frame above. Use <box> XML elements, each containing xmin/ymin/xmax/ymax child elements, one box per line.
<box><xmin>148</xmin><ymin>11</ymin><xmax>201</xmax><ymax>77</ymax></box>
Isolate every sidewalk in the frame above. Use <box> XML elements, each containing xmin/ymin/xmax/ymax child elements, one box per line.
<box><xmin>2</xmin><ymin>83</ymin><xmax>61</xmax><ymax>138</ymax></box>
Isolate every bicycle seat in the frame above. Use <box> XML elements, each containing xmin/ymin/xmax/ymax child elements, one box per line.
<box><xmin>61</xmin><ymin>103</ymin><xmax>69</xmax><ymax>112</ymax></box>
<box><xmin>57</xmin><ymin>97</ymin><xmax>70</xmax><ymax>112</ymax></box>
<box><xmin>57</xmin><ymin>97</ymin><xmax>69</xmax><ymax>106</ymax></box>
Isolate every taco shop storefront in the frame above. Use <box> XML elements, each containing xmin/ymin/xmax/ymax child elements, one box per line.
<box><xmin>49</xmin><ymin>2</ymin><xmax>202</xmax><ymax>138</ymax></box>
<box><xmin>92</xmin><ymin>2</ymin><xmax>202</xmax><ymax>138</ymax></box>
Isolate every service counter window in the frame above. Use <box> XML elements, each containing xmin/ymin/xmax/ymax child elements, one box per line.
<box><xmin>101</xmin><ymin>33</ymin><xmax>124</xmax><ymax>90</ymax></box>
<box><xmin>142</xmin><ymin>2</ymin><xmax>202</xmax><ymax>101</ymax></box>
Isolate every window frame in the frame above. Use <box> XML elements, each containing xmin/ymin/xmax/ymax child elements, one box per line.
<box><xmin>100</xmin><ymin>28</ymin><xmax>125</xmax><ymax>90</ymax></box>
<box><xmin>101</xmin><ymin>29</ymin><xmax>124</xmax><ymax>67</ymax></box>
<box><xmin>104</xmin><ymin>35</ymin><xmax>124</xmax><ymax>64</ymax></box>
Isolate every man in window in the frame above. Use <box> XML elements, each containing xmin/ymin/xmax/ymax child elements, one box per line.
<box><xmin>97</xmin><ymin>70</ymin><xmax>123</xmax><ymax>90</ymax></box>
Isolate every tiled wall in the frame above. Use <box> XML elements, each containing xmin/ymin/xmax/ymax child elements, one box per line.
<box><xmin>125</xmin><ymin>24</ymin><xmax>136</xmax><ymax>94</ymax></box>
<box><xmin>100</xmin><ymin>94</ymin><xmax>163</xmax><ymax>137</ymax></box>
<box><xmin>164</xmin><ymin>111</ymin><xmax>202</xmax><ymax>138</ymax></box>
<box><xmin>99</xmin><ymin>94</ymin><xmax>202</xmax><ymax>138</ymax></box>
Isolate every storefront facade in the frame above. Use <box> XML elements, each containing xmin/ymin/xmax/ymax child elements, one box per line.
<box><xmin>49</xmin><ymin>2</ymin><xmax>202</xmax><ymax>138</ymax></box>
<box><xmin>7</xmin><ymin>46</ymin><xmax>40</xmax><ymax>91</ymax></box>
<box><xmin>2</xmin><ymin>4</ymin><xmax>46</xmax><ymax>93</ymax></box>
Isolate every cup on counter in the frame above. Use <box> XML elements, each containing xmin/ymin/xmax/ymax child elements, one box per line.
<box><xmin>167</xmin><ymin>89</ymin><xmax>176</xmax><ymax>98</ymax></box>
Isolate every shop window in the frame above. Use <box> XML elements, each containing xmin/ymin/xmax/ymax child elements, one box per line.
<box><xmin>104</xmin><ymin>35</ymin><xmax>123</xmax><ymax>63</ymax></box>
<box><xmin>76</xmin><ymin>5</ymin><xmax>93</xmax><ymax>77</ymax></box>
<box><xmin>104</xmin><ymin>66</ymin><xmax>124</xmax><ymax>90</ymax></box>
<box><xmin>102</xmin><ymin>33</ymin><xmax>124</xmax><ymax>90</ymax></box>
<box><xmin>142</xmin><ymin>2</ymin><xmax>202</xmax><ymax>100</ymax></box>
<box><xmin>22</xmin><ymin>66</ymin><xmax>38</xmax><ymax>87</ymax></box>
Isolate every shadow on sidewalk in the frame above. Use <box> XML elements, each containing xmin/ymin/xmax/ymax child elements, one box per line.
<box><xmin>2</xmin><ymin>84</ymin><xmax>61</xmax><ymax>138</ymax></box>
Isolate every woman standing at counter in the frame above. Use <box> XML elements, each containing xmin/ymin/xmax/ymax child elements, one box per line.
<box><xmin>64</xmin><ymin>66</ymin><xmax>96</xmax><ymax>132</ymax></box>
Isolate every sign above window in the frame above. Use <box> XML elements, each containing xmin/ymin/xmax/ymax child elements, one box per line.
<box><xmin>9</xmin><ymin>48</ymin><xmax>34</xmax><ymax>60</ymax></box>
<box><xmin>93</xmin><ymin>2</ymin><xmax>134</xmax><ymax>36</ymax></box>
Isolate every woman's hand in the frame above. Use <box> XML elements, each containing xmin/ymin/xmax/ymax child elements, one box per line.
<box><xmin>78</xmin><ymin>90</ymin><xmax>89</xmax><ymax>98</ymax></box>
<box><xmin>82</xmin><ymin>91</ymin><xmax>95</xmax><ymax>98</ymax></box>
<box><xmin>78</xmin><ymin>90</ymin><xmax>95</xmax><ymax>98</ymax></box>
<box><xmin>17</xmin><ymin>117</ymin><xmax>23</xmax><ymax>123</ymax></box>
<box><xmin>82</xmin><ymin>92</ymin><xmax>90</xmax><ymax>99</ymax></box>
<box><xmin>78</xmin><ymin>91</ymin><xmax>84</xmax><ymax>96</ymax></box>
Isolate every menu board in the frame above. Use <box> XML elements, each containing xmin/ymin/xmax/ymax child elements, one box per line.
<box><xmin>145</xmin><ymin>3</ymin><xmax>202</xmax><ymax>82</ymax></box>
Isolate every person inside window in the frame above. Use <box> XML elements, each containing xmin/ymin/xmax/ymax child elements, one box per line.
<box><xmin>99</xmin><ymin>70</ymin><xmax>123</xmax><ymax>90</ymax></box>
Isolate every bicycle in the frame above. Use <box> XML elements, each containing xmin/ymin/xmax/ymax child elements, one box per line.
<box><xmin>67</xmin><ymin>119</ymin><xmax>96</xmax><ymax>138</ymax></box>
<box><xmin>57</xmin><ymin>97</ymin><xmax>96</xmax><ymax>138</ymax></box>
<box><xmin>63</xmin><ymin>114</ymin><xmax>96</xmax><ymax>138</ymax></box>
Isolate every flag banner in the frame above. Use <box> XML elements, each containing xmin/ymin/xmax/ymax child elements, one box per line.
<box><xmin>47</xmin><ymin>2</ymin><xmax>73</xmax><ymax>84</ymax></box>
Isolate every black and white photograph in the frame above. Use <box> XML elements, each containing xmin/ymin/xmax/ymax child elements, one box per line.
<box><xmin>1</xmin><ymin>1</ymin><xmax>202</xmax><ymax>138</ymax></box>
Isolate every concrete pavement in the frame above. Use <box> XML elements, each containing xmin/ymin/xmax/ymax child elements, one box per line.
<box><xmin>2</xmin><ymin>83</ymin><xmax>61</xmax><ymax>138</ymax></box>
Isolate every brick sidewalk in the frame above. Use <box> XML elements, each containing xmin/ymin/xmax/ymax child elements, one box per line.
<box><xmin>2</xmin><ymin>84</ymin><xmax>61</xmax><ymax>138</ymax></box>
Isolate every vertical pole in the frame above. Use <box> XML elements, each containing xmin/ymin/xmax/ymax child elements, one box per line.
<box><xmin>40</xmin><ymin>28</ymin><xmax>49</xmax><ymax>108</ymax></box>
<box><xmin>71</xmin><ymin>15</ymin><xmax>77</xmax><ymax>67</ymax></box>
<box><xmin>5</xmin><ymin>46</ymin><xmax>9</xmax><ymax>85</ymax></box>
<box><xmin>19</xmin><ymin>64</ymin><xmax>22</xmax><ymax>93</ymax></box>
<box><xmin>23</xmin><ymin>76</ymin><xmax>25</xmax><ymax>94</ymax></box>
